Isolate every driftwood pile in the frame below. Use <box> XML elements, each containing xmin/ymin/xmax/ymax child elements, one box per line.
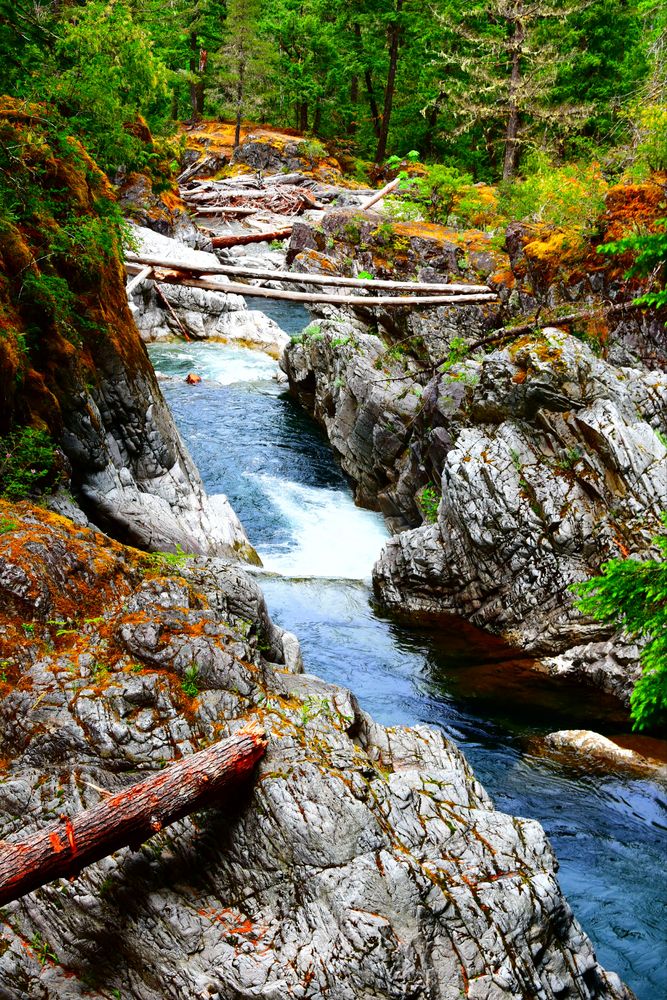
<box><xmin>181</xmin><ymin>173</ymin><xmax>328</xmax><ymax>218</ymax></box>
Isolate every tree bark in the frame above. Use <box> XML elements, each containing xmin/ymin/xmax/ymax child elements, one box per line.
<box><xmin>0</xmin><ymin>726</ymin><xmax>267</xmax><ymax>908</ymax></box>
<box><xmin>364</xmin><ymin>67</ymin><xmax>382</xmax><ymax>139</ymax></box>
<box><xmin>234</xmin><ymin>59</ymin><xmax>246</xmax><ymax>149</ymax></box>
<box><xmin>125</xmin><ymin>252</ymin><xmax>491</xmax><ymax>293</ymax></box>
<box><xmin>210</xmin><ymin>228</ymin><xmax>294</xmax><ymax>248</ymax></box>
<box><xmin>189</xmin><ymin>29</ymin><xmax>204</xmax><ymax>121</ymax></box>
<box><xmin>502</xmin><ymin>5</ymin><xmax>525</xmax><ymax>181</ymax></box>
<box><xmin>154</xmin><ymin>271</ymin><xmax>497</xmax><ymax>307</ymax></box>
<box><xmin>375</xmin><ymin>0</ymin><xmax>404</xmax><ymax>164</ymax></box>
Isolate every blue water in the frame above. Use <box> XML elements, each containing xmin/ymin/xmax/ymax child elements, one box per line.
<box><xmin>149</xmin><ymin>324</ymin><xmax>667</xmax><ymax>1000</ymax></box>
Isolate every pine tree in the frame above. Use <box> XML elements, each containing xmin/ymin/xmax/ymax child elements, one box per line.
<box><xmin>212</xmin><ymin>0</ymin><xmax>275</xmax><ymax>145</ymax></box>
<box><xmin>433</xmin><ymin>0</ymin><xmax>586</xmax><ymax>179</ymax></box>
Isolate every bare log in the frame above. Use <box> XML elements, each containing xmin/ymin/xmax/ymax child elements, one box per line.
<box><xmin>177</xmin><ymin>155</ymin><xmax>215</xmax><ymax>185</ymax></box>
<box><xmin>359</xmin><ymin>176</ymin><xmax>400</xmax><ymax>211</ymax></box>
<box><xmin>125</xmin><ymin>253</ymin><xmax>491</xmax><ymax>294</ymax></box>
<box><xmin>192</xmin><ymin>206</ymin><xmax>260</xmax><ymax>217</ymax></box>
<box><xmin>0</xmin><ymin>725</ymin><xmax>267</xmax><ymax>907</ymax></box>
<box><xmin>155</xmin><ymin>270</ymin><xmax>496</xmax><ymax>307</ymax></box>
<box><xmin>211</xmin><ymin>228</ymin><xmax>293</xmax><ymax>248</ymax></box>
<box><xmin>125</xmin><ymin>265</ymin><xmax>152</xmax><ymax>296</ymax></box>
<box><xmin>154</xmin><ymin>282</ymin><xmax>196</xmax><ymax>341</ymax></box>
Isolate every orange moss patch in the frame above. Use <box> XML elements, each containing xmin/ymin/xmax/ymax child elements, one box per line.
<box><xmin>602</xmin><ymin>179</ymin><xmax>667</xmax><ymax>243</ymax></box>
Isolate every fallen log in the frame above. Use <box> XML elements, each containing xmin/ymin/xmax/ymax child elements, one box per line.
<box><xmin>0</xmin><ymin>725</ymin><xmax>267</xmax><ymax>907</ymax></box>
<box><xmin>156</xmin><ymin>270</ymin><xmax>497</xmax><ymax>307</ymax></box>
<box><xmin>125</xmin><ymin>252</ymin><xmax>491</xmax><ymax>294</ymax></box>
<box><xmin>125</xmin><ymin>265</ymin><xmax>152</xmax><ymax>295</ymax></box>
<box><xmin>154</xmin><ymin>282</ymin><xmax>196</xmax><ymax>341</ymax></box>
<box><xmin>360</xmin><ymin>176</ymin><xmax>400</xmax><ymax>211</ymax></box>
<box><xmin>211</xmin><ymin>228</ymin><xmax>293</xmax><ymax>248</ymax></box>
<box><xmin>177</xmin><ymin>155</ymin><xmax>215</xmax><ymax>185</ymax></box>
<box><xmin>192</xmin><ymin>206</ymin><xmax>260</xmax><ymax>217</ymax></box>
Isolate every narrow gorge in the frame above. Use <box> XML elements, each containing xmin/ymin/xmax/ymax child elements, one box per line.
<box><xmin>0</xmin><ymin>106</ymin><xmax>665</xmax><ymax>1000</ymax></box>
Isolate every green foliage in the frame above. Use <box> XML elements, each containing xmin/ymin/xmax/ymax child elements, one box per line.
<box><xmin>21</xmin><ymin>1</ymin><xmax>171</xmax><ymax>175</ymax></box>
<box><xmin>572</xmin><ymin>519</ymin><xmax>667</xmax><ymax>731</ymax></box>
<box><xmin>497</xmin><ymin>156</ymin><xmax>608</xmax><ymax>230</ymax></box>
<box><xmin>0</xmin><ymin>428</ymin><xmax>56</xmax><ymax>501</ymax></box>
<box><xmin>601</xmin><ymin>218</ymin><xmax>667</xmax><ymax>314</ymax></box>
<box><xmin>0</xmin><ymin>518</ymin><xmax>17</xmax><ymax>535</ymax></box>
<box><xmin>181</xmin><ymin>664</ymin><xmax>200</xmax><ymax>697</ymax></box>
<box><xmin>439</xmin><ymin>337</ymin><xmax>470</xmax><ymax>372</ymax></box>
<box><xmin>418</xmin><ymin>483</ymin><xmax>441</xmax><ymax>524</ymax></box>
<box><xmin>299</xmin><ymin>139</ymin><xmax>327</xmax><ymax>159</ymax></box>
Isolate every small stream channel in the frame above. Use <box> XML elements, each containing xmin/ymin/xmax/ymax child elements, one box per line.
<box><xmin>148</xmin><ymin>299</ymin><xmax>667</xmax><ymax>1000</ymax></box>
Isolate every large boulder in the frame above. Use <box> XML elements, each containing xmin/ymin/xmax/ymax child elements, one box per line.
<box><xmin>0</xmin><ymin>502</ymin><xmax>633</xmax><ymax>1000</ymax></box>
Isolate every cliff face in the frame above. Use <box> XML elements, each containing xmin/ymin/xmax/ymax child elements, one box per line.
<box><xmin>282</xmin><ymin>201</ymin><xmax>667</xmax><ymax>703</ymax></box>
<box><xmin>0</xmin><ymin>502</ymin><xmax>632</xmax><ymax>1000</ymax></box>
<box><xmin>0</xmin><ymin>100</ymin><xmax>255</xmax><ymax>561</ymax></box>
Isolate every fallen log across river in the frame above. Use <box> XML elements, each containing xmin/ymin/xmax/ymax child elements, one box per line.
<box><xmin>125</xmin><ymin>252</ymin><xmax>494</xmax><ymax>298</ymax></box>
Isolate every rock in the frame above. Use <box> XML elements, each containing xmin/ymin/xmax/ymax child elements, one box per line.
<box><xmin>285</xmin><ymin>315</ymin><xmax>666</xmax><ymax>703</ymax></box>
<box><xmin>541</xmin><ymin>730</ymin><xmax>667</xmax><ymax>780</ymax></box>
<box><xmin>0</xmin><ymin>126</ymin><xmax>255</xmax><ymax>562</ymax></box>
<box><xmin>372</xmin><ymin>329</ymin><xmax>667</xmax><ymax>696</ymax></box>
<box><xmin>282</xmin><ymin>319</ymin><xmax>424</xmax><ymax>526</ymax></box>
<box><xmin>232</xmin><ymin>130</ymin><xmax>343</xmax><ymax>181</ymax></box>
<box><xmin>0</xmin><ymin>503</ymin><xmax>633</xmax><ymax>1000</ymax></box>
<box><xmin>119</xmin><ymin>172</ymin><xmax>211</xmax><ymax>251</ymax></box>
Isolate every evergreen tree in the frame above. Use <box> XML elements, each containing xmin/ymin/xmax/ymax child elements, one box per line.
<box><xmin>212</xmin><ymin>0</ymin><xmax>275</xmax><ymax>145</ymax></box>
<box><xmin>432</xmin><ymin>0</ymin><xmax>587</xmax><ymax>179</ymax></box>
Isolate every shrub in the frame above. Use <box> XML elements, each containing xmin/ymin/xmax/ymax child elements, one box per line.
<box><xmin>418</xmin><ymin>482</ymin><xmax>441</xmax><ymax>523</ymax></box>
<box><xmin>572</xmin><ymin>517</ymin><xmax>667</xmax><ymax>731</ymax></box>
<box><xmin>497</xmin><ymin>157</ymin><xmax>608</xmax><ymax>231</ymax></box>
<box><xmin>0</xmin><ymin>428</ymin><xmax>56</xmax><ymax>500</ymax></box>
<box><xmin>630</xmin><ymin>104</ymin><xmax>667</xmax><ymax>175</ymax></box>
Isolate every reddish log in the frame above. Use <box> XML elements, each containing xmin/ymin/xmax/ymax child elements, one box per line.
<box><xmin>211</xmin><ymin>228</ymin><xmax>293</xmax><ymax>248</ymax></box>
<box><xmin>0</xmin><ymin>725</ymin><xmax>267</xmax><ymax>907</ymax></box>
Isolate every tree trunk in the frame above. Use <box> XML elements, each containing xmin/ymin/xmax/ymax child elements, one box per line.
<box><xmin>375</xmin><ymin>0</ymin><xmax>404</xmax><ymax>164</ymax></box>
<box><xmin>299</xmin><ymin>102</ymin><xmax>308</xmax><ymax>132</ymax></box>
<box><xmin>313</xmin><ymin>102</ymin><xmax>322</xmax><ymax>135</ymax></box>
<box><xmin>189</xmin><ymin>29</ymin><xmax>204</xmax><ymax>120</ymax></box>
<box><xmin>502</xmin><ymin>7</ymin><xmax>525</xmax><ymax>181</ymax></box>
<box><xmin>364</xmin><ymin>68</ymin><xmax>382</xmax><ymax>138</ymax></box>
<box><xmin>0</xmin><ymin>726</ymin><xmax>267</xmax><ymax>908</ymax></box>
<box><xmin>211</xmin><ymin>227</ymin><xmax>294</xmax><ymax>248</ymax></box>
<box><xmin>234</xmin><ymin>59</ymin><xmax>246</xmax><ymax>149</ymax></box>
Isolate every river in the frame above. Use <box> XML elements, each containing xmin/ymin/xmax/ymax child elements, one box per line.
<box><xmin>148</xmin><ymin>302</ymin><xmax>667</xmax><ymax>1000</ymax></box>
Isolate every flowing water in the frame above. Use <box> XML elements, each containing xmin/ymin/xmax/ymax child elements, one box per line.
<box><xmin>148</xmin><ymin>305</ymin><xmax>667</xmax><ymax>1000</ymax></box>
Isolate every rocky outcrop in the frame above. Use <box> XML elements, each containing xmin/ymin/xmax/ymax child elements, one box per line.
<box><xmin>118</xmin><ymin>172</ymin><xmax>212</xmax><ymax>250</ymax></box>
<box><xmin>0</xmin><ymin>502</ymin><xmax>633</xmax><ymax>999</ymax></box>
<box><xmin>282</xmin><ymin>317</ymin><xmax>426</xmax><ymax>527</ymax></box>
<box><xmin>539</xmin><ymin>730</ymin><xmax>667</xmax><ymax>780</ymax></box>
<box><xmin>0</xmin><ymin>103</ymin><xmax>255</xmax><ymax>560</ymax></box>
<box><xmin>128</xmin><ymin>227</ymin><xmax>289</xmax><ymax>356</ymax></box>
<box><xmin>372</xmin><ymin>329</ymin><xmax>667</xmax><ymax>695</ymax></box>
<box><xmin>284</xmin><ymin>318</ymin><xmax>667</xmax><ymax>702</ymax></box>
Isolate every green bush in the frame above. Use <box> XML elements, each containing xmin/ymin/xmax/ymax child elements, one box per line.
<box><xmin>572</xmin><ymin>517</ymin><xmax>667</xmax><ymax>732</ymax></box>
<box><xmin>497</xmin><ymin>156</ymin><xmax>608</xmax><ymax>230</ymax></box>
<box><xmin>0</xmin><ymin>428</ymin><xmax>57</xmax><ymax>500</ymax></box>
<box><xmin>418</xmin><ymin>482</ymin><xmax>441</xmax><ymax>523</ymax></box>
<box><xmin>601</xmin><ymin>218</ymin><xmax>667</xmax><ymax>315</ymax></box>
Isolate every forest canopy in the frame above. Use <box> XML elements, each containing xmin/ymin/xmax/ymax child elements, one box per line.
<box><xmin>0</xmin><ymin>0</ymin><xmax>665</xmax><ymax>179</ymax></box>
